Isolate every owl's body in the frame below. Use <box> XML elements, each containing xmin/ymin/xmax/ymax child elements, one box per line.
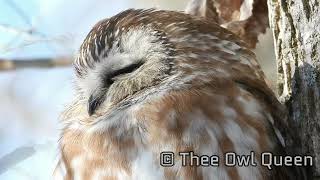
<box><xmin>54</xmin><ymin>9</ymin><xmax>305</xmax><ymax>180</ymax></box>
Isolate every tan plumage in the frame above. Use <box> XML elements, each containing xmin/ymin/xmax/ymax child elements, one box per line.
<box><xmin>54</xmin><ymin>9</ymin><xmax>306</xmax><ymax>180</ymax></box>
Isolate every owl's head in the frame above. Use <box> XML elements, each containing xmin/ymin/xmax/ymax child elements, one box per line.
<box><xmin>74</xmin><ymin>9</ymin><xmax>250</xmax><ymax>116</ymax></box>
<box><xmin>75</xmin><ymin>9</ymin><xmax>178</xmax><ymax>116</ymax></box>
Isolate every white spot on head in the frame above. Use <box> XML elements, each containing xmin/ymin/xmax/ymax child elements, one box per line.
<box><xmin>120</xmin><ymin>27</ymin><xmax>168</xmax><ymax>61</ymax></box>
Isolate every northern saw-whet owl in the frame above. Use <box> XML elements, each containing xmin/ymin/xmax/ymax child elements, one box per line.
<box><xmin>54</xmin><ymin>9</ymin><xmax>307</xmax><ymax>180</ymax></box>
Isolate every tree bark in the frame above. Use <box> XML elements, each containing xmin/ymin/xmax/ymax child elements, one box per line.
<box><xmin>268</xmin><ymin>0</ymin><xmax>320</xmax><ymax>177</ymax></box>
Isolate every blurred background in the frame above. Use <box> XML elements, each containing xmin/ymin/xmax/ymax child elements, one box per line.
<box><xmin>0</xmin><ymin>0</ymin><xmax>276</xmax><ymax>179</ymax></box>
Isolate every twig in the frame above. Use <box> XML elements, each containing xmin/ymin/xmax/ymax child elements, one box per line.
<box><xmin>0</xmin><ymin>57</ymin><xmax>73</xmax><ymax>71</ymax></box>
<box><xmin>4</xmin><ymin>0</ymin><xmax>32</xmax><ymax>26</ymax></box>
<box><xmin>0</xmin><ymin>23</ymin><xmax>37</xmax><ymax>39</ymax></box>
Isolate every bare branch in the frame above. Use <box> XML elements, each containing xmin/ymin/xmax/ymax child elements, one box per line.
<box><xmin>0</xmin><ymin>23</ymin><xmax>38</xmax><ymax>39</ymax></box>
<box><xmin>4</xmin><ymin>0</ymin><xmax>32</xmax><ymax>26</ymax></box>
<box><xmin>0</xmin><ymin>57</ymin><xmax>73</xmax><ymax>71</ymax></box>
<box><xmin>0</xmin><ymin>146</ymin><xmax>35</xmax><ymax>175</ymax></box>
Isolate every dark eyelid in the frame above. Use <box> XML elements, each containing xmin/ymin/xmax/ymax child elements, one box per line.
<box><xmin>102</xmin><ymin>61</ymin><xmax>143</xmax><ymax>86</ymax></box>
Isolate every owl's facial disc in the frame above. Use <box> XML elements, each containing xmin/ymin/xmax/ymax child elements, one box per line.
<box><xmin>87</xmin><ymin>60</ymin><xmax>144</xmax><ymax>116</ymax></box>
<box><xmin>76</xmin><ymin>24</ymin><xmax>174</xmax><ymax>116</ymax></box>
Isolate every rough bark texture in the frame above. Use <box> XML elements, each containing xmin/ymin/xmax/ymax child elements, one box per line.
<box><xmin>268</xmin><ymin>0</ymin><xmax>320</xmax><ymax>177</ymax></box>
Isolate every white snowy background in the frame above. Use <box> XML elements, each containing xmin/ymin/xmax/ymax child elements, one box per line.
<box><xmin>0</xmin><ymin>0</ymin><xmax>275</xmax><ymax>179</ymax></box>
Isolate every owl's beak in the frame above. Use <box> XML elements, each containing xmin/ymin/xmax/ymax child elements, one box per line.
<box><xmin>87</xmin><ymin>92</ymin><xmax>105</xmax><ymax>116</ymax></box>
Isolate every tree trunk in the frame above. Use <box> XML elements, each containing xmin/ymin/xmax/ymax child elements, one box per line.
<box><xmin>268</xmin><ymin>0</ymin><xmax>320</xmax><ymax>177</ymax></box>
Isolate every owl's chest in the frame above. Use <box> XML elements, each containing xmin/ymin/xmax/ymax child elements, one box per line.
<box><xmin>60</xmin><ymin>87</ymin><xmax>276</xmax><ymax>180</ymax></box>
<box><xmin>60</xmin><ymin>119</ymin><xmax>167</xmax><ymax>180</ymax></box>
